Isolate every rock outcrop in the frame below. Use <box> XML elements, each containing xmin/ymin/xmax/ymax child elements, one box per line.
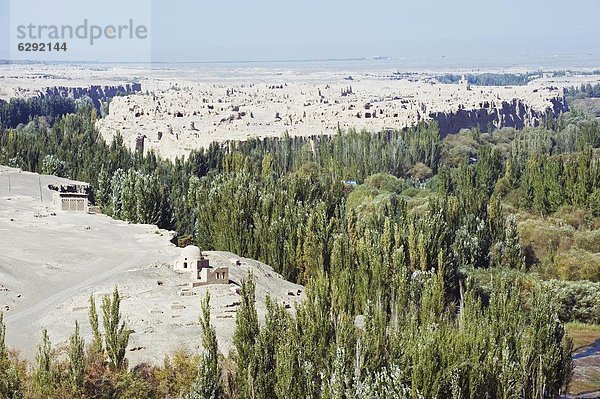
<box><xmin>42</xmin><ymin>83</ymin><xmax>142</xmax><ymax>109</ymax></box>
<box><xmin>429</xmin><ymin>95</ymin><xmax>569</xmax><ymax>136</ymax></box>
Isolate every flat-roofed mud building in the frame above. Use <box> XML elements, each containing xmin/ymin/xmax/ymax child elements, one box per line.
<box><xmin>48</xmin><ymin>183</ymin><xmax>90</xmax><ymax>212</ymax></box>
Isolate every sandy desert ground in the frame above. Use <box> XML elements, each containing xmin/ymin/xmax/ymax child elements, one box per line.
<box><xmin>0</xmin><ymin>165</ymin><xmax>303</xmax><ymax>364</ymax></box>
<box><xmin>98</xmin><ymin>76</ymin><xmax>567</xmax><ymax>159</ymax></box>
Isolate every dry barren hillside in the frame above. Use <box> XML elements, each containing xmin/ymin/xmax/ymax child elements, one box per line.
<box><xmin>0</xmin><ymin>166</ymin><xmax>303</xmax><ymax>364</ymax></box>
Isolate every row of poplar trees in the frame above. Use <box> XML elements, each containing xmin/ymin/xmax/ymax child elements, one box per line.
<box><xmin>0</xmin><ymin>102</ymin><xmax>596</xmax><ymax>397</ymax></box>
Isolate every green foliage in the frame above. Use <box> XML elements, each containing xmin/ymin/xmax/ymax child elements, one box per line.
<box><xmin>544</xmin><ymin>279</ymin><xmax>600</xmax><ymax>324</ymax></box>
<box><xmin>155</xmin><ymin>350</ymin><xmax>201</xmax><ymax>398</ymax></box>
<box><xmin>88</xmin><ymin>293</ymin><xmax>103</xmax><ymax>356</ymax></box>
<box><xmin>555</xmin><ymin>249</ymin><xmax>600</xmax><ymax>282</ymax></box>
<box><xmin>565</xmin><ymin>82</ymin><xmax>600</xmax><ymax>99</ymax></box>
<box><xmin>102</xmin><ymin>287</ymin><xmax>131</xmax><ymax>370</ymax></box>
<box><xmin>590</xmin><ymin>188</ymin><xmax>600</xmax><ymax>217</ymax></box>
<box><xmin>233</xmin><ymin>275</ymin><xmax>259</xmax><ymax>398</ymax></box>
<box><xmin>518</xmin><ymin>214</ymin><xmax>600</xmax><ymax>281</ymax></box>
<box><xmin>111</xmin><ymin>169</ymin><xmax>170</xmax><ymax>226</ymax></box>
<box><xmin>0</xmin><ymin>313</ymin><xmax>23</xmax><ymax>399</ymax></box>
<box><xmin>233</xmin><ymin>268</ymin><xmax>573</xmax><ymax>398</ymax></box>
<box><xmin>41</xmin><ymin>154</ymin><xmax>67</xmax><ymax>177</ymax></box>
<box><xmin>0</xmin><ymin>95</ymin><xmax>77</xmax><ymax>128</ymax></box>
<box><xmin>493</xmin><ymin>215</ymin><xmax>525</xmax><ymax>269</ymax></box>
<box><xmin>351</xmin><ymin>366</ymin><xmax>416</xmax><ymax>399</ymax></box>
<box><xmin>248</xmin><ymin>297</ymin><xmax>287</xmax><ymax>399</ymax></box>
<box><xmin>67</xmin><ymin>321</ymin><xmax>85</xmax><ymax>391</ymax></box>
<box><xmin>436</xmin><ymin>72</ymin><xmax>542</xmax><ymax>86</ymax></box>
<box><xmin>187</xmin><ymin>293</ymin><xmax>220</xmax><ymax>399</ymax></box>
<box><xmin>274</xmin><ymin>324</ymin><xmax>302</xmax><ymax>399</ymax></box>
<box><xmin>32</xmin><ymin>329</ymin><xmax>55</xmax><ymax>398</ymax></box>
<box><xmin>2</xmin><ymin>95</ymin><xmax>597</xmax><ymax>398</ymax></box>
<box><xmin>115</xmin><ymin>364</ymin><xmax>157</xmax><ymax>399</ymax></box>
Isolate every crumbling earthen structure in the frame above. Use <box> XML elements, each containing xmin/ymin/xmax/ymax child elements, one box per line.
<box><xmin>173</xmin><ymin>245</ymin><xmax>229</xmax><ymax>285</ymax></box>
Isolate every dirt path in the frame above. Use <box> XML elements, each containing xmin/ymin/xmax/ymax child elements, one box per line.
<box><xmin>0</xmin><ymin>167</ymin><xmax>304</xmax><ymax>364</ymax></box>
<box><xmin>0</xmin><ymin>167</ymin><xmax>178</xmax><ymax>358</ymax></box>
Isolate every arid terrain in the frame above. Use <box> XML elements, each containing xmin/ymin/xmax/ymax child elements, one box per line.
<box><xmin>98</xmin><ymin>76</ymin><xmax>565</xmax><ymax>159</ymax></box>
<box><xmin>2</xmin><ymin>64</ymin><xmax>599</xmax><ymax>159</ymax></box>
<box><xmin>1</xmin><ymin>63</ymin><xmax>599</xmax><ymax>396</ymax></box>
<box><xmin>0</xmin><ymin>166</ymin><xmax>303</xmax><ymax>364</ymax></box>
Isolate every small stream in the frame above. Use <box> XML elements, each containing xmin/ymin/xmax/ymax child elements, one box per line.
<box><xmin>573</xmin><ymin>339</ymin><xmax>600</xmax><ymax>361</ymax></box>
<box><xmin>561</xmin><ymin>339</ymin><xmax>600</xmax><ymax>399</ymax></box>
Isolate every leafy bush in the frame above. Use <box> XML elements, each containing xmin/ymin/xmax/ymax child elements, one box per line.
<box><xmin>553</xmin><ymin>205</ymin><xmax>594</xmax><ymax>230</ymax></box>
<box><xmin>574</xmin><ymin>228</ymin><xmax>600</xmax><ymax>253</ymax></box>
<box><xmin>518</xmin><ymin>219</ymin><xmax>575</xmax><ymax>264</ymax></box>
<box><xmin>543</xmin><ymin>279</ymin><xmax>600</xmax><ymax>323</ymax></box>
<box><xmin>590</xmin><ymin>188</ymin><xmax>600</xmax><ymax>217</ymax></box>
<box><xmin>363</xmin><ymin>173</ymin><xmax>406</xmax><ymax>193</ymax></box>
<box><xmin>555</xmin><ymin>249</ymin><xmax>600</xmax><ymax>282</ymax></box>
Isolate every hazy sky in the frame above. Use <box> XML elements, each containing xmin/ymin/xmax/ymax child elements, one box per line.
<box><xmin>2</xmin><ymin>0</ymin><xmax>600</xmax><ymax>64</ymax></box>
<box><xmin>151</xmin><ymin>0</ymin><xmax>600</xmax><ymax>62</ymax></box>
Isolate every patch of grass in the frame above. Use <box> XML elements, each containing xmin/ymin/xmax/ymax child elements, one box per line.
<box><xmin>569</xmin><ymin>371</ymin><xmax>600</xmax><ymax>396</ymax></box>
<box><xmin>566</xmin><ymin>322</ymin><xmax>600</xmax><ymax>350</ymax></box>
<box><xmin>569</xmin><ymin>378</ymin><xmax>600</xmax><ymax>395</ymax></box>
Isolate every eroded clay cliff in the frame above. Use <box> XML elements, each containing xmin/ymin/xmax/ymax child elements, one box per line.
<box><xmin>429</xmin><ymin>95</ymin><xmax>568</xmax><ymax>136</ymax></box>
<box><xmin>43</xmin><ymin>83</ymin><xmax>142</xmax><ymax>108</ymax></box>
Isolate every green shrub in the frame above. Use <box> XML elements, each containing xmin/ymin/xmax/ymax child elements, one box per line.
<box><xmin>590</xmin><ymin>188</ymin><xmax>600</xmax><ymax>217</ymax></box>
<box><xmin>553</xmin><ymin>205</ymin><xmax>593</xmax><ymax>230</ymax></box>
<box><xmin>363</xmin><ymin>173</ymin><xmax>406</xmax><ymax>193</ymax></box>
<box><xmin>518</xmin><ymin>219</ymin><xmax>575</xmax><ymax>264</ymax></box>
<box><xmin>555</xmin><ymin>249</ymin><xmax>600</xmax><ymax>282</ymax></box>
<box><xmin>543</xmin><ymin>280</ymin><xmax>600</xmax><ymax>324</ymax></box>
<box><xmin>574</xmin><ymin>229</ymin><xmax>600</xmax><ymax>253</ymax></box>
<box><xmin>408</xmin><ymin>162</ymin><xmax>433</xmax><ymax>180</ymax></box>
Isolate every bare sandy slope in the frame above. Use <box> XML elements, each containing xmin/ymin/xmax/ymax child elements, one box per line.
<box><xmin>0</xmin><ymin>166</ymin><xmax>303</xmax><ymax>365</ymax></box>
